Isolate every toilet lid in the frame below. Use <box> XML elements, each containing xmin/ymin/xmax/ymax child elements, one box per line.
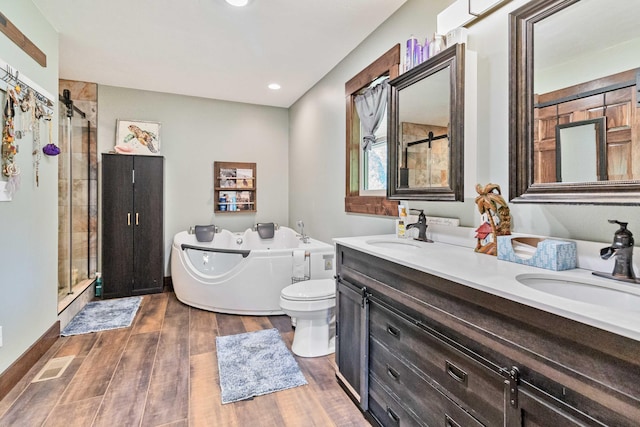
<box><xmin>281</xmin><ymin>279</ymin><xmax>335</xmax><ymax>301</ymax></box>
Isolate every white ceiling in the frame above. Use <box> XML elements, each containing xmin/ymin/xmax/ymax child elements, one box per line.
<box><xmin>33</xmin><ymin>0</ymin><xmax>407</xmax><ymax>108</ymax></box>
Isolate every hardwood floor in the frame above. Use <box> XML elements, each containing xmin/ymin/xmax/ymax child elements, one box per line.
<box><xmin>0</xmin><ymin>293</ymin><xmax>369</xmax><ymax>427</ymax></box>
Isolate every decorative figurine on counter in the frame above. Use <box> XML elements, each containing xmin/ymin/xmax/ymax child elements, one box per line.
<box><xmin>474</xmin><ymin>183</ymin><xmax>511</xmax><ymax>255</ymax></box>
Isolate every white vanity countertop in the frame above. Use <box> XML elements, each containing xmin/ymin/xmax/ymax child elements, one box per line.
<box><xmin>334</xmin><ymin>234</ymin><xmax>640</xmax><ymax>342</ymax></box>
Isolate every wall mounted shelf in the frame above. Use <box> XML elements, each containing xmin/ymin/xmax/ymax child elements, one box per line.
<box><xmin>214</xmin><ymin>161</ymin><xmax>256</xmax><ymax>213</ymax></box>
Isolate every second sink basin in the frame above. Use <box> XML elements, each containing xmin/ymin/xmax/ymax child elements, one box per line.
<box><xmin>516</xmin><ymin>273</ymin><xmax>640</xmax><ymax>312</ymax></box>
<box><xmin>365</xmin><ymin>239</ymin><xmax>423</xmax><ymax>250</ymax></box>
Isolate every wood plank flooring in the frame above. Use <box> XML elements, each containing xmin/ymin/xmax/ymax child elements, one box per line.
<box><xmin>0</xmin><ymin>292</ymin><xmax>369</xmax><ymax>427</ymax></box>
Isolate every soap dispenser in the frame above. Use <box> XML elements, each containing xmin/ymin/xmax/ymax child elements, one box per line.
<box><xmin>397</xmin><ymin>205</ymin><xmax>407</xmax><ymax>238</ymax></box>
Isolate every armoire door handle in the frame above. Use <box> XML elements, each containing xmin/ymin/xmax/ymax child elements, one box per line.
<box><xmin>127</xmin><ymin>213</ymin><xmax>131</xmax><ymax>226</ymax></box>
<box><xmin>136</xmin><ymin>213</ymin><xmax>139</xmax><ymax>225</ymax></box>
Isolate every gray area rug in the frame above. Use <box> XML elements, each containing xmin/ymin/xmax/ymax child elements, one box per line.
<box><xmin>216</xmin><ymin>328</ymin><xmax>307</xmax><ymax>404</ymax></box>
<box><xmin>61</xmin><ymin>296</ymin><xmax>142</xmax><ymax>336</ymax></box>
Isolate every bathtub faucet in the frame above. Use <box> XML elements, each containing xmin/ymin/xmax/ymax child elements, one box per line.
<box><xmin>297</xmin><ymin>220</ymin><xmax>310</xmax><ymax>243</ymax></box>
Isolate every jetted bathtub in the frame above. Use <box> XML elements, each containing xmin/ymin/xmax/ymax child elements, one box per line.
<box><xmin>170</xmin><ymin>226</ymin><xmax>335</xmax><ymax>315</ymax></box>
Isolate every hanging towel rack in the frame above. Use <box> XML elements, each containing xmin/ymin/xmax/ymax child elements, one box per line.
<box><xmin>0</xmin><ymin>57</ymin><xmax>55</xmax><ymax>114</ymax></box>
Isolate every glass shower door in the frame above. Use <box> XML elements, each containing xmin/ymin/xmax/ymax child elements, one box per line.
<box><xmin>57</xmin><ymin>95</ymin><xmax>96</xmax><ymax>303</ymax></box>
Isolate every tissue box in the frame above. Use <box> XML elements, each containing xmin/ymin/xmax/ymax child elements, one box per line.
<box><xmin>497</xmin><ymin>236</ymin><xmax>577</xmax><ymax>271</ymax></box>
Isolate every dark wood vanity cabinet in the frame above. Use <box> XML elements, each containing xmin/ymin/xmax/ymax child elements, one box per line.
<box><xmin>336</xmin><ymin>280</ymin><xmax>368</xmax><ymax>403</ymax></box>
<box><xmin>101</xmin><ymin>154</ymin><xmax>164</xmax><ymax>298</ymax></box>
<box><xmin>335</xmin><ymin>244</ymin><xmax>640</xmax><ymax>427</ymax></box>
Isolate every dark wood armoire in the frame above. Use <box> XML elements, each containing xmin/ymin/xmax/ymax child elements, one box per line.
<box><xmin>101</xmin><ymin>153</ymin><xmax>164</xmax><ymax>298</ymax></box>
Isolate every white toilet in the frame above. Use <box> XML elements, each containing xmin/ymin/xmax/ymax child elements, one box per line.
<box><xmin>280</xmin><ymin>279</ymin><xmax>336</xmax><ymax>358</ymax></box>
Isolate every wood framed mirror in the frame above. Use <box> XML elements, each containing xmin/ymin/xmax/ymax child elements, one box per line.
<box><xmin>509</xmin><ymin>0</ymin><xmax>640</xmax><ymax>204</ymax></box>
<box><xmin>387</xmin><ymin>43</ymin><xmax>465</xmax><ymax>201</ymax></box>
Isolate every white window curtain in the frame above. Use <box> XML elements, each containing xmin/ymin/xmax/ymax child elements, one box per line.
<box><xmin>354</xmin><ymin>81</ymin><xmax>388</xmax><ymax>151</ymax></box>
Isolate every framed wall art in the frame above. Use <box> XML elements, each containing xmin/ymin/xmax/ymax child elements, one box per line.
<box><xmin>115</xmin><ymin>119</ymin><xmax>161</xmax><ymax>155</ymax></box>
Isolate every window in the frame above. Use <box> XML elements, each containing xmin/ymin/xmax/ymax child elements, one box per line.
<box><xmin>360</xmin><ymin>115</ymin><xmax>387</xmax><ymax>195</ymax></box>
<box><xmin>345</xmin><ymin>44</ymin><xmax>400</xmax><ymax>215</ymax></box>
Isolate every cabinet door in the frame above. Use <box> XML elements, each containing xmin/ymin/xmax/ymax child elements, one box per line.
<box><xmin>101</xmin><ymin>154</ymin><xmax>134</xmax><ymax>297</ymax></box>
<box><xmin>132</xmin><ymin>156</ymin><xmax>164</xmax><ymax>294</ymax></box>
<box><xmin>506</xmin><ymin>386</ymin><xmax>593</xmax><ymax>427</ymax></box>
<box><xmin>336</xmin><ymin>279</ymin><xmax>368</xmax><ymax>408</ymax></box>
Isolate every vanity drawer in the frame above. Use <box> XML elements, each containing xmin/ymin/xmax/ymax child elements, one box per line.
<box><xmin>369</xmin><ymin>375</ymin><xmax>424</xmax><ymax>427</ymax></box>
<box><xmin>369</xmin><ymin>300</ymin><xmax>504</xmax><ymax>426</ymax></box>
<box><xmin>370</xmin><ymin>337</ymin><xmax>485</xmax><ymax>427</ymax></box>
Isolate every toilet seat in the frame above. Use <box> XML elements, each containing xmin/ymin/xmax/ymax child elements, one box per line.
<box><xmin>280</xmin><ymin>279</ymin><xmax>335</xmax><ymax>301</ymax></box>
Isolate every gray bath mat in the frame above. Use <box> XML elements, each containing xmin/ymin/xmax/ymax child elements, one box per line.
<box><xmin>216</xmin><ymin>328</ymin><xmax>307</xmax><ymax>404</ymax></box>
<box><xmin>61</xmin><ymin>296</ymin><xmax>142</xmax><ymax>336</ymax></box>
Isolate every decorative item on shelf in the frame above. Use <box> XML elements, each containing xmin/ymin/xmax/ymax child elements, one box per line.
<box><xmin>219</xmin><ymin>168</ymin><xmax>236</xmax><ymax>188</ymax></box>
<box><xmin>115</xmin><ymin>119</ymin><xmax>161</xmax><ymax>155</ymax></box>
<box><xmin>404</xmin><ymin>35</ymin><xmax>418</xmax><ymax>72</ymax></box>
<box><xmin>474</xmin><ymin>183</ymin><xmax>511</xmax><ymax>255</ymax></box>
<box><xmin>214</xmin><ymin>161</ymin><xmax>256</xmax><ymax>213</ymax></box>
<box><xmin>429</xmin><ymin>33</ymin><xmax>445</xmax><ymax>57</ymax></box>
<box><xmin>403</xmin><ymin>33</ymin><xmax>446</xmax><ymax>72</ymax></box>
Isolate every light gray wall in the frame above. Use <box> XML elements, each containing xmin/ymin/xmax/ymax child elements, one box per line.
<box><xmin>289</xmin><ymin>0</ymin><xmax>636</xmax><ymax>246</ymax></box>
<box><xmin>288</xmin><ymin>0</ymin><xmax>455</xmax><ymax>244</ymax></box>
<box><xmin>0</xmin><ymin>2</ymin><xmax>59</xmax><ymax>373</ymax></box>
<box><xmin>97</xmin><ymin>86</ymin><xmax>289</xmax><ymax>274</ymax></box>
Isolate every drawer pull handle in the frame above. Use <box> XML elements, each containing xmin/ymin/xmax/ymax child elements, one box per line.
<box><xmin>446</xmin><ymin>360</ymin><xmax>468</xmax><ymax>386</ymax></box>
<box><xmin>386</xmin><ymin>406</ymin><xmax>400</xmax><ymax>424</ymax></box>
<box><xmin>387</xmin><ymin>324</ymin><xmax>400</xmax><ymax>338</ymax></box>
<box><xmin>445</xmin><ymin>414</ymin><xmax>462</xmax><ymax>427</ymax></box>
<box><xmin>386</xmin><ymin>365</ymin><xmax>400</xmax><ymax>382</ymax></box>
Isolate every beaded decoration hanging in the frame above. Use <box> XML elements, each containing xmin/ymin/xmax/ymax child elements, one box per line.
<box><xmin>42</xmin><ymin>110</ymin><xmax>60</xmax><ymax>156</ymax></box>
<box><xmin>32</xmin><ymin>110</ymin><xmax>42</xmax><ymax>187</ymax></box>
<box><xmin>2</xmin><ymin>88</ymin><xmax>20</xmax><ymax>180</ymax></box>
<box><xmin>2</xmin><ymin>90</ymin><xmax>21</xmax><ymax>197</ymax></box>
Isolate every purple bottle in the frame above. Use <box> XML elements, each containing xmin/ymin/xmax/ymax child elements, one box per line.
<box><xmin>406</xmin><ymin>35</ymin><xmax>418</xmax><ymax>71</ymax></box>
<box><xmin>423</xmin><ymin>37</ymin><xmax>430</xmax><ymax>61</ymax></box>
<box><xmin>413</xmin><ymin>41</ymin><xmax>423</xmax><ymax>66</ymax></box>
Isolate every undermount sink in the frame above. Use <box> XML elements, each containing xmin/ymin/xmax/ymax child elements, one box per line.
<box><xmin>516</xmin><ymin>273</ymin><xmax>640</xmax><ymax>311</ymax></box>
<box><xmin>365</xmin><ymin>239</ymin><xmax>423</xmax><ymax>250</ymax></box>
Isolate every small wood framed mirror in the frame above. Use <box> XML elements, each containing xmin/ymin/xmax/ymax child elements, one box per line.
<box><xmin>387</xmin><ymin>43</ymin><xmax>465</xmax><ymax>201</ymax></box>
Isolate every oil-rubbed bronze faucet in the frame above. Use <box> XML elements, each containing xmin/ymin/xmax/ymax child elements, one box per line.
<box><xmin>406</xmin><ymin>209</ymin><xmax>433</xmax><ymax>243</ymax></box>
<box><xmin>593</xmin><ymin>220</ymin><xmax>639</xmax><ymax>283</ymax></box>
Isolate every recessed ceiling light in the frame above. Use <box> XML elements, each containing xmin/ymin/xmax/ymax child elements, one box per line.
<box><xmin>225</xmin><ymin>0</ymin><xmax>249</xmax><ymax>6</ymax></box>
<box><xmin>268</xmin><ymin>83</ymin><xmax>281</xmax><ymax>90</ymax></box>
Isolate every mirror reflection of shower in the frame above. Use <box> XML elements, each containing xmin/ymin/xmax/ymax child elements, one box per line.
<box><xmin>57</xmin><ymin>85</ymin><xmax>97</xmax><ymax>306</ymax></box>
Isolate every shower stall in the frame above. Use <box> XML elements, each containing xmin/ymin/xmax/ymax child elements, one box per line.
<box><xmin>57</xmin><ymin>87</ymin><xmax>98</xmax><ymax>307</ymax></box>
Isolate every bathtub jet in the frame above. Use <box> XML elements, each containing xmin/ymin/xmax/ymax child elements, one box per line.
<box><xmin>170</xmin><ymin>226</ymin><xmax>335</xmax><ymax>315</ymax></box>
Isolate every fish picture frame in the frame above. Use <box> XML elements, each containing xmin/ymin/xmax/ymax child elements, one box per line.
<box><xmin>115</xmin><ymin>119</ymin><xmax>161</xmax><ymax>155</ymax></box>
